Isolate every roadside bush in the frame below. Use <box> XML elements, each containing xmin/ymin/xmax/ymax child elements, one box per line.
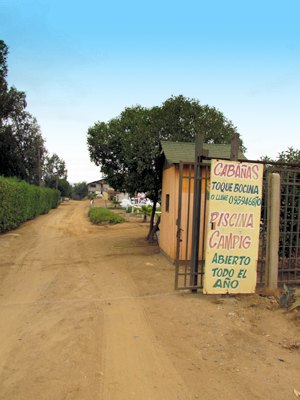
<box><xmin>0</xmin><ymin>177</ymin><xmax>60</xmax><ymax>232</ymax></box>
<box><xmin>111</xmin><ymin>197</ymin><xmax>121</xmax><ymax>208</ymax></box>
<box><xmin>88</xmin><ymin>207</ymin><xmax>125</xmax><ymax>224</ymax></box>
<box><xmin>88</xmin><ymin>192</ymin><xmax>96</xmax><ymax>200</ymax></box>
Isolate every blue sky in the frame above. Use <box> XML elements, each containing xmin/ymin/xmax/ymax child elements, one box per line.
<box><xmin>1</xmin><ymin>0</ymin><xmax>300</xmax><ymax>183</ymax></box>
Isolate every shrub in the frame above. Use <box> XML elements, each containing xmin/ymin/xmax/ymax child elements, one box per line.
<box><xmin>0</xmin><ymin>177</ymin><xmax>60</xmax><ymax>232</ymax></box>
<box><xmin>88</xmin><ymin>207</ymin><xmax>125</xmax><ymax>224</ymax></box>
<box><xmin>72</xmin><ymin>181</ymin><xmax>88</xmax><ymax>200</ymax></box>
<box><xmin>88</xmin><ymin>192</ymin><xmax>96</xmax><ymax>200</ymax></box>
<box><xmin>111</xmin><ymin>197</ymin><xmax>121</xmax><ymax>208</ymax></box>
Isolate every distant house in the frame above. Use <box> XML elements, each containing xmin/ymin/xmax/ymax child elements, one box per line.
<box><xmin>87</xmin><ymin>179</ymin><xmax>130</xmax><ymax>202</ymax></box>
<box><xmin>87</xmin><ymin>179</ymin><xmax>115</xmax><ymax>198</ymax></box>
<box><xmin>159</xmin><ymin>141</ymin><xmax>246</xmax><ymax>262</ymax></box>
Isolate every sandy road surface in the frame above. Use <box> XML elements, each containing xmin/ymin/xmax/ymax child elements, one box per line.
<box><xmin>0</xmin><ymin>200</ymin><xmax>299</xmax><ymax>400</ymax></box>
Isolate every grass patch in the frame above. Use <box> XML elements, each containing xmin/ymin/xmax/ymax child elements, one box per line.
<box><xmin>88</xmin><ymin>207</ymin><xmax>125</xmax><ymax>225</ymax></box>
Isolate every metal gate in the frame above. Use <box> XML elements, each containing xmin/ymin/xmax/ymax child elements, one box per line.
<box><xmin>257</xmin><ymin>167</ymin><xmax>300</xmax><ymax>286</ymax></box>
<box><xmin>175</xmin><ymin>159</ymin><xmax>300</xmax><ymax>290</ymax></box>
<box><xmin>174</xmin><ymin>161</ymin><xmax>210</xmax><ymax>290</ymax></box>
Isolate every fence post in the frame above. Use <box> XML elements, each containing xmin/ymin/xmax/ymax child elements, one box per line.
<box><xmin>230</xmin><ymin>133</ymin><xmax>240</xmax><ymax>161</ymax></box>
<box><xmin>265</xmin><ymin>173</ymin><xmax>280</xmax><ymax>289</ymax></box>
<box><xmin>190</xmin><ymin>134</ymin><xmax>204</xmax><ymax>289</ymax></box>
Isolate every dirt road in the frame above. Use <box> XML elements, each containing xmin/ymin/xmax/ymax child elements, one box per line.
<box><xmin>0</xmin><ymin>200</ymin><xmax>299</xmax><ymax>400</ymax></box>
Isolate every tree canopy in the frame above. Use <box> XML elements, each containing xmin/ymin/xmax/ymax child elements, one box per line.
<box><xmin>72</xmin><ymin>181</ymin><xmax>88</xmax><ymax>200</ymax></box>
<box><xmin>43</xmin><ymin>153</ymin><xmax>68</xmax><ymax>189</ymax></box>
<box><xmin>261</xmin><ymin>147</ymin><xmax>300</xmax><ymax>164</ymax></box>
<box><xmin>87</xmin><ymin>95</ymin><xmax>243</xmax><ymax>236</ymax></box>
<box><xmin>277</xmin><ymin>147</ymin><xmax>300</xmax><ymax>163</ymax></box>
<box><xmin>0</xmin><ymin>40</ymin><xmax>70</xmax><ymax>192</ymax></box>
<box><xmin>0</xmin><ymin>40</ymin><xmax>47</xmax><ymax>184</ymax></box>
<box><xmin>87</xmin><ymin>95</ymin><xmax>243</xmax><ymax>198</ymax></box>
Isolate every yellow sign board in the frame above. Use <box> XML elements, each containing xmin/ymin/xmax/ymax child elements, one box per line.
<box><xmin>204</xmin><ymin>160</ymin><xmax>264</xmax><ymax>294</ymax></box>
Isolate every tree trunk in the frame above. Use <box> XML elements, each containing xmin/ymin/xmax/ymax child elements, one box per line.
<box><xmin>147</xmin><ymin>215</ymin><xmax>160</xmax><ymax>243</ymax></box>
<box><xmin>147</xmin><ymin>193</ymin><xmax>158</xmax><ymax>241</ymax></box>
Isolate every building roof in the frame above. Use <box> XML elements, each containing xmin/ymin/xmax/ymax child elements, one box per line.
<box><xmin>87</xmin><ymin>179</ymin><xmax>107</xmax><ymax>186</ymax></box>
<box><xmin>161</xmin><ymin>141</ymin><xmax>246</xmax><ymax>165</ymax></box>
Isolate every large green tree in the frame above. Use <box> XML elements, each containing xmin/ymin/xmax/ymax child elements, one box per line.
<box><xmin>87</xmin><ymin>95</ymin><xmax>243</xmax><ymax>237</ymax></box>
<box><xmin>0</xmin><ymin>41</ymin><xmax>26</xmax><ymax>123</ymax></box>
<box><xmin>43</xmin><ymin>153</ymin><xmax>68</xmax><ymax>190</ymax></box>
<box><xmin>72</xmin><ymin>181</ymin><xmax>88</xmax><ymax>200</ymax></box>
<box><xmin>0</xmin><ymin>40</ymin><xmax>47</xmax><ymax>184</ymax></box>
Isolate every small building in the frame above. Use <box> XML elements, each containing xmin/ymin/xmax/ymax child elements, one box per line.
<box><xmin>159</xmin><ymin>141</ymin><xmax>246</xmax><ymax>262</ymax></box>
<box><xmin>87</xmin><ymin>179</ymin><xmax>115</xmax><ymax>198</ymax></box>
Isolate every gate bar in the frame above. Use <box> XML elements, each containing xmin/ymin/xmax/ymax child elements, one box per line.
<box><xmin>190</xmin><ymin>134</ymin><xmax>204</xmax><ymax>289</ymax></box>
<box><xmin>175</xmin><ymin>161</ymin><xmax>184</xmax><ymax>290</ymax></box>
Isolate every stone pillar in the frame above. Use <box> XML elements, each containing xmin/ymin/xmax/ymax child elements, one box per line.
<box><xmin>266</xmin><ymin>173</ymin><xmax>280</xmax><ymax>289</ymax></box>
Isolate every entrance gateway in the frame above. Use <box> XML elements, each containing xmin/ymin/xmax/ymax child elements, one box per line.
<box><xmin>174</xmin><ymin>159</ymin><xmax>263</xmax><ymax>293</ymax></box>
<box><xmin>174</xmin><ymin>142</ymin><xmax>300</xmax><ymax>290</ymax></box>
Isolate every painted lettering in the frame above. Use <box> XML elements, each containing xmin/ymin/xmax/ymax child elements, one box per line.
<box><xmin>238</xmin><ymin>269</ymin><xmax>247</xmax><ymax>278</ymax></box>
<box><xmin>233</xmin><ymin>183</ymin><xmax>259</xmax><ymax>194</ymax></box>
<box><xmin>211</xmin><ymin>253</ymin><xmax>251</xmax><ymax>266</ymax></box>
<box><xmin>213</xmin><ymin>162</ymin><xmax>260</xmax><ymax>180</ymax></box>
<box><xmin>213</xmin><ymin>278</ymin><xmax>239</xmax><ymax>289</ymax></box>
<box><xmin>211</xmin><ymin>268</ymin><xmax>235</xmax><ymax>278</ymax></box>
<box><xmin>211</xmin><ymin>181</ymin><xmax>233</xmax><ymax>192</ymax></box>
<box><xmin>210</xmin><ymin>211</ymin><xmax>254</xmax><ymax>228</ymax></box>
<box><xmin>209</xmin><ymin>231</ymin><xmax>252</xmax><ymax>250</ymax></box>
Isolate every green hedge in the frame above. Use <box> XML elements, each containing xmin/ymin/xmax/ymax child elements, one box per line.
<box><xmin>0</xmin><ymin>177</ymin><xmax>60</xmax><ymax>232</ymax></box>
<box><xmin>88</xmin><ymin>207</ymin><xmax>125</xmax><ymax>224</ymax></box>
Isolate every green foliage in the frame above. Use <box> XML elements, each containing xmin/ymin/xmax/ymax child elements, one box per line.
<box><xmin>261</xmin><ymin>147</ymin><xmax>300</xmax><ymax>164</ymax></box>
<box><xmin>140</xmin><ymin>204</ymin><xmax>152</xmax><ymax>215</ymax></box>
<box><xmin>72</xmin><ymin>181</ymin><xmax>88</xmax><ymax>200</ymax></box>
<box><xmin>139</xmin><ymin>205</ymin><xmax>152</xmax><ymax>222</ymax></box>
<box><xmin>87</xmin><ymin>95</ymin><xmax>243</xmax><ymax>198</ymax></box>
<box><xmin>57</xmin><ymin>179</ymin><xmax>72</xmax><ymax>198</ymax></box>
<box><xmin>43</xmin><ymin>176</ymin><xmax>72</xmax><ymax>198</ymax></box>
<box><xmin>88</xmin><ymin>192</ymin><xmax>96</xmax><ymax>200</ymax></box>
<box><xmin>125</xmin><ymin>204</ymin><xmax>160</xmax><ymax>217</ymax></box>
<box><xmin>261</xmin><ymin>147</ymin><xmax>300</xmax><ymax>259</ymax></box>
<box><xmin>141</xmin><ymin>204</ymin><xmax>151</xmax><ymax>212</ymax></box>
<box><xmin>87</xmin><ymin>95</ymin><xmax>243</xmax><ymax>235</ymax></box>
<box><xmin>0</xmin><ymin>41</ymin><xmax>26</xmax><ymax>121</ymax></box>
<box><xmin>43</xmin><ymin>153</ymin><xmax>68</xmax><ymax>188</ymax></box>
<box><xmin>111</xmin><ymin>197</ymin><xmax>121</xmax><ymax>208</ymax></box>
<box><xmin>0</xmin><ymin>177</ymin><xmax>59</xmax><ymax>232</ymax></box>
<box><xmin>155</xmin><ymin>95</ymin><xmax>242</xmax><ymax>147</ymax></box>
<box><xmin>0</xmin><ymin>41</ymin><xmax>47</xmax><ymax>184</ymax></box>
<box><xmin>125</xmin><ymin>205</ymin><xmax>141</xmax><ymax>215</ymax></box>
<box><xmin>277</xmin><ymin>147</ymin><xmax>300</xmax><ymax>163</ymax></box>
<box><xmin>88</xmin><ymin>207</ymin><xmax>124</xmax><ymax>224</ymax></box>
